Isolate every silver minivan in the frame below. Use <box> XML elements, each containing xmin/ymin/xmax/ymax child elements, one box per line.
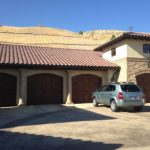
<box><xmin>92</xmin><ymin>82</ymin><xmax>145</xmax><ymax>112</ymax></box>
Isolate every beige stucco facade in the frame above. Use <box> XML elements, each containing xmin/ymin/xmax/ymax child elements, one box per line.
<box><xmin>102</xmin><ymin>39</ymin><xmax>150</xmax><ymax>82</ymax></box>
<box><xmin>127</xmin><ymin>39</ymin><xmax>150</xmax><ymax>58</ymax></box>
<box><xmin>102</xmin><ymin>41</ymin><xmax>128</xmax><ymax>61</ymax></box>
<box><xmin>0</xmin><ymin>68</ymin><xmax>115</xmax><ymax>106</ymax></box>
<box><xmin>113</xmin><ymin>58</ymin><xmax>127</xmax><ymax>82</ymax></box>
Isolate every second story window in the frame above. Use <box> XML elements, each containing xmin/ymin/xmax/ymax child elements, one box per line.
<box><xmin>111</xmin><ymin>47</ymin><xmax>116</xmax><ymax>56</ymax></box>
<box><xmin>143</xmin><ymin>44</ymin><xmax>150</xmax><ymax>53</ymax></box>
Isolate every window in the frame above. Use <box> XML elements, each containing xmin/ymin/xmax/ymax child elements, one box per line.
<box><xmin>111</xmin><ymin>47</ymin><xmax>116</xmax><ymax>56</ymax></box>
<box><xmin>107</xmin><ymin>85</ymin><xmax>116</xmax><ymax>91</ymax></box>
<box><xmin>101</xmin><ymin>85</ymin><xmax>108</xmax><ymax>91</ymax></box>
<box><xmin>121</xmin><ymin>85</ymin><xmax>140</xmax><ymax>92</ymax></box>
<box><xmin>143</xmin><ymin>44</ymin><xmax>150</xmax><ymax>53</ymax></box>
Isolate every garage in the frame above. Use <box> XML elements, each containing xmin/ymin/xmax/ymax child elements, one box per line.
<box><xmin>136</xmin><ymin>73</ymin><xmax>150</xmax><ymax>102</ymax></box>
<box><xmin>0</xmin><ymin>43</ymin><xmax>119</xmax><ymax>106</ymax></box>
<box><xmin>0</xmin><ymin>73</ymin><xmax>17</xmax><ymax>107</ymax></box>
<box><xmin>27</xmin><ymin>73</ymin><xmax>63</xmax><ymax>105</ymax></box>
<box><xmin>72</xmin><ymin>74</ymin><xmax>102</xmax><ymax>103</ymax></box>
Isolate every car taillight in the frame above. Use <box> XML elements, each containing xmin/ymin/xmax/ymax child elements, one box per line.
<box><xmin>118</xmin><ymin>92</ymin><xmax>124</xmax><ymax>100</ymax></box>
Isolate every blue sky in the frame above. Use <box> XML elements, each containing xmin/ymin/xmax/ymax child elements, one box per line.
<box><xmin>0</xmin><ymin>0</ymin><xmax>150</xmax><ymax>32</ymax></box>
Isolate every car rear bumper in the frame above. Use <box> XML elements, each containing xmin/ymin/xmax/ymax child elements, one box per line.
<box><xmin>117</xmin><ymin>99</ymin><xmax>145</xmax><ymax>107</ymax></box>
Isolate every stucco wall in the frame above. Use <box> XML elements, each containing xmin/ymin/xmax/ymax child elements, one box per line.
<box><xmin>102</xmin><ymin>41</ymin><xmax>127</xmax><ymax>61</ymax></box>
<box><xmin>127</xmin><ymin>39</ymin><xmax>150</xmax><ymax>58</ymax></box>
<box><xmin>113</xmin><ymin>58</ymin><xmax>127</xmax><ymax>82</ymax></box>
<box><xmin>0</xmin><ymin>68</ymin><xmax>111</xmax><ymax>105</ymax></box>
<box><xmin>102</xmin><ymin>39</ymin><xmax>150</xmax><ymax>82</ymax></box>
<box><xmin>68</xmin><ymin>70</ymin><xmax>108</xmax><ymax>85</ymax></box>
<box><xmin>102</xmin><ymin>39</ymin><xmax>150</xmax><ymax>60</ymax></box>
<box><xmin>101</xmin><ymin>41</ymin><xmax>128</xmax><ymax>82</ymax></box>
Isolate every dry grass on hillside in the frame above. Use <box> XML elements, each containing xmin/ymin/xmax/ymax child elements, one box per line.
<box><xmin>0</xmin><ymin>26</ymin><xmax>124</xmax><ymax>50</ymax></box>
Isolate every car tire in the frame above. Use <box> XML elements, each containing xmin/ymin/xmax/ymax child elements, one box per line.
<box><xmin>134</xmin><ymin>106</ymin><xmax>143</xmax><ymax>112</ymax></box>
<box><xmin>93</xmin><ymin>98</ymin><xmax>98</xmax><ymax>107</ymax></box>
<box><xmin>110</xmin><ymin>100</ymin><xmax>118</xmax><ymax>112</ymax></box>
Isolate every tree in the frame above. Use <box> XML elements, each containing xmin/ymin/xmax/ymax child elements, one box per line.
<box><xmin>79</xmin><ymin>31</ymin><xmax>83</xmax><ymax>35</ymax></box>
<box><xmin>110</xmin><ymin>34</ymin><xmax>116</xmax><ymax>41</ymax></box>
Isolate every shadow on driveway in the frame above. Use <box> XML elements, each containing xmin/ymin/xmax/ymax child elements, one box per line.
<box><xmin>98</xmin><ymin>104</ymin><xmax>150</xmax><ymax>113</ymax></box>
<box><xmin>0</xmin><ymin>105</ymin><xmax>116</xmax><ymax>129</ymax></box>
<box><xmin>141</xmin><ymin>105</ymin><xmax>150</xmax><ymax>112</ymax></box>
<box><xmin>0</xmin><ymin>130</ymin><xmax>123</xmax><ymax>150</ymax></box>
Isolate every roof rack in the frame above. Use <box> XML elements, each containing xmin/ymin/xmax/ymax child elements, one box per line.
<box><xmin>118</xmin><ymin>82</ymin><xmax>135</xmax><ymax>85</ymax></box>
<box><xmin>108</xmin><ymin>82</ymin><xmax>120</xmax><ymax>84</ymax></box>
<box><xmin>109</xmin><ymin>82</ymin><xmax>135</xmax><ymax>85</ymax></box>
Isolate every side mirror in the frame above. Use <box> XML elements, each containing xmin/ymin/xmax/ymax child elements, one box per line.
<box><xmin>97</xmin><ymin>88</ymin><xmax>101</xmax><ymax>92</ymax></box>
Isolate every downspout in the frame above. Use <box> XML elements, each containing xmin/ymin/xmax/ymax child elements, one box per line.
<box><xmin>111</xmin><ymin>68</ymin><xmax>120</xmax><ymax>82</ymax></box>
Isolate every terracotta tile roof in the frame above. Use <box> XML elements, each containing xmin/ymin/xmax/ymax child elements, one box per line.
<box><xmin>0</xmin><ymin>43</ymin><xmax>119</xmax><ymax>69</ymax></box>
<box><xmin>94</xmin><ymin>32</ymin><xmax>150</xmax><ymax>51</ymax></box>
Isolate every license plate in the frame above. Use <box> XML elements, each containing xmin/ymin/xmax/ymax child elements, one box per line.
<box><xmin>130</xmin><ymin>96</ymin><xmax>136</xmax><ymax>100</ymax></box>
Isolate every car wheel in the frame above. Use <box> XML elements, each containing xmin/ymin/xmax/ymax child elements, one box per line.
<box><xmin>93</xmin><ymin>98</ymin><xmax>98</xmax><ymax>107</ymax></box>
<box><xmin>134</xmin><ymin>106</ymin><xmax>143</xmax><ymax>112</ymax></box>
<box><xmin>110</xmin><ymin>100</ymin><xmax>118</xmax><ymax>112</ymax></box>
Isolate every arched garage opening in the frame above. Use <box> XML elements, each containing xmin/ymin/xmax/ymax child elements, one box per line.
<box><xmin>27</xmin><ymin>73</ymin><xmax>63</xmax><ymax>105</ymax></box>
<box><xmin>136</xmin><ymin>73</ymin><xmax>150</xmax><ymax>103</ymax></box>
<box><xmin>72</xmin><ymin>74</ymin><xmax>102</xmax><ymax>103</ymax></box>
<box><xmin>0</xmin><ymin>73</ymin><xmax>17</xmax><ymax>107</ymax></box>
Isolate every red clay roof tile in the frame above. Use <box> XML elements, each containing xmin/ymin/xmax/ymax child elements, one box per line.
<box><xmin>0</xmin><ymin>43</ymin><xmax>119</xmax><ymax>69</ymax></box>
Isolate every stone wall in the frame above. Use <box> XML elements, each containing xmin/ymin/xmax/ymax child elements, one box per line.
<box><xmin>127</xmin><ymin>58</ymin><xmax>149</xmax><ymax>82</ymax></box>
<box><xmin>112</xmin><ymin>58</ymin><xmax>149</xmax><ymax>83</ymax></box>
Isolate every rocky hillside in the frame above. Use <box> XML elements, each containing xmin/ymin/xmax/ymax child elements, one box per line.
<box><xmin>0</xmin><ymin>26</ymin><xmax>124</xmax><ymax>50</ymax></box>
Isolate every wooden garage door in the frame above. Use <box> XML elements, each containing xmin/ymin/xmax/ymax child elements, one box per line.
<box><xmin>136</xmin><ymin>73</ymin><xmax>150</xmax><ymax>103</ymax></box>
<box><xmin>27</xmin><ymin>73</ymin><xmax>63</xmax><ymax>105</ymax></box>
<box><xmin>72</xmin><ymin>74</ymin><xmax>102</xmax><ymax>103</ymax></box>
<box><xmin>0</xmin><ymin>73</ymin><xmax>17</xmax><ymax>107</ymax></box>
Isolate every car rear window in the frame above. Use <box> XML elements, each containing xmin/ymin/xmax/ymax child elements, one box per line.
<box><xmin>121</xmin><ymin>84</ymin><xmax>140</xmax><ymax>92</ymax></box>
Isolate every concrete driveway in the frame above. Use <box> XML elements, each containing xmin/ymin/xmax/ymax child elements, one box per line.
<box><xmin>0</xmin><ymin>104</ymin><xmax>150</xmax><ymax>150</ymax></box>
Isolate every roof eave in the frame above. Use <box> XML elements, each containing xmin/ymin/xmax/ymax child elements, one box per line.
<box><xmin>0</xmin><ymin>64</ymin><xmax>120</xmax><ymax>70</ymax></box>
<box><xmin>94</xmin><ymin>32</ymin><xmax>150</xmax><ymax>52</ymax></box>
<box><xmin>94</xmin><ymin>34</ymin><xmax>125</xmax><ymax>51</ymax></box>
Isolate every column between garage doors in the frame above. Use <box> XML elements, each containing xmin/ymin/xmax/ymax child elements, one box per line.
<box><xmin>66</xmin><ymin>71</ymin><xmax>73</xmax><ymax>104</ymax></box>
<box><xmin>18</xmin><ymin>69</ymin><xmax>27</xmax><ymax>106</ymax></box>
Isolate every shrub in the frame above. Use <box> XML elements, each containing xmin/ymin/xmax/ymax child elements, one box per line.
<box><xmin>110</xmin><ymin>34</ymin><xmax>116</xmax><ymax>40</ymax></box>
<box><xmin>79</xmin><ymin>31</ymin><xmax>83</xmax><ymax>35</ymax></box>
